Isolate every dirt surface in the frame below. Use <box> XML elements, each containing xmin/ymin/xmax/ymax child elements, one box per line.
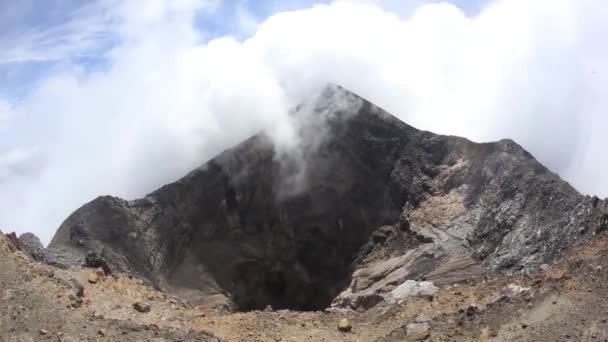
<box><xmin>5</xmin><ymin>232</ymin><xmax>608</xmax><ymax>341</ymax></box>
<box><xmin>0</xmin><ymin>236</ymin><xmax>219</xmax><ymax>342</ymax></box>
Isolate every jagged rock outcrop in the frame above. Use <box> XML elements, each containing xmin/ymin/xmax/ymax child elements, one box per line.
<box><xmin>48</xmin><ymin>84</ymin><xmax>606</xmax><ymax>311</ymax></box>
<box><xmin>18</xmin><ymin>232</ymin><xmax>45</xmax><ymax>261</ymax></box>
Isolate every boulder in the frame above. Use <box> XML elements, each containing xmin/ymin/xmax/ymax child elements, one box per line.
<box><xmin>391</xmin><ymin>280</ymin><xmax>439</xmax><ymax>303</ymax></box>
<box><xmin>18</xmin><ymin>232</ymin><xmax>45</xmax><ymax>261</ymax></box>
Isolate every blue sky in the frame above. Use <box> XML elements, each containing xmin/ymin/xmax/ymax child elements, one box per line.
<box><xmin>0</xmin><ymin>0</ymin><xmax>488</xmax><ymax>101</ymax></box>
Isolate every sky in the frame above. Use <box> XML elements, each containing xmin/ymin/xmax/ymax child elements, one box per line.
<box><xmin>0</xmin><ymin>0</ymin><xmax>607</xmax><ymax>244</ymax></box>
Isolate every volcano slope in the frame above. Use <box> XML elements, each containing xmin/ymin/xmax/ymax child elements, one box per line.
<box><xmin>0</xmin><ymin>84</ymin><xmax>601</xmax><ymax>341</ymax></box>
<box><xmin>46</xmin><ymin>84</ymin><xmax>605</xmax><ymax>314</ymax></box>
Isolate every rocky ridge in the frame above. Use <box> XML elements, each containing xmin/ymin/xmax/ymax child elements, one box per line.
<box><xmin>2</xmin><ymin>84</ymin><xmax>608</xmax><ymax>341</ymax></box>
<box><xmin>45</xmin><ymin>84</ymin><xmax>607</xmax><ymax>313</ymax></box>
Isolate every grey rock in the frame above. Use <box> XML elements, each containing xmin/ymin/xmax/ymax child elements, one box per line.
<box><xmin>133</xmin><ymin>302</ymin><xmax>151</xmax><ymax>313</ymax></box>
<box><xmin>18</xmin><ymin>232</ymin><xmax>45</xmax><ymax>262</ymax></box>
<box><xmin>5</xmin><ymin>232</ymin><xmax>21</xmax><ymax>251</ymax></box>
<box><xmin>406</xmin><ymin>323</ymin><xmax>430</xmax><ymax>340</ymax></box>
<box><xmin>69</xmin><ymin>278</ymin><xmax>85</xmax><ymax>298</ymax></box>
<box><xmin>491</xmin><ymin>294</ymin><xmax>510</xmax><ymax>305</ymax></box>
<box><xmin>415</xmin><ymin>314</ymin><xmax>432</xmax><ymax>323</ymax></box>
<box><xmin>68</xmin><ymin>294</ymin><xmax>83</xmax><ymax>308</ymax></box>
<box><xmin>84</xmin><ymin>251</ymin><xmax>112</xmax><ymax>276</ymax></box>
<box><xmin>391</xmin><ymin>281</ymin><xmax>439</xmax><ymax>303</ymax></box>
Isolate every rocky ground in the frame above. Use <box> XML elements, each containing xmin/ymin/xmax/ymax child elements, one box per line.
<box><xmin>4</xmin><ymin>231</ymin><xmax>608</xmax><ymax>341</ymax></box>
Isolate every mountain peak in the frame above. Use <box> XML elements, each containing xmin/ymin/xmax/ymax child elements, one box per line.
<box><xmin>46</xmin><ymin>89</ymin><xmax>603</xmax><ymax>313</ymax></box>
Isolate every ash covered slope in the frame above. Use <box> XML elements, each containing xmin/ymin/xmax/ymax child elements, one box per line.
<box><xmin>48</xmin><ymin>84</ymin><xmax>599</xmax><ymax>311</ymax></box>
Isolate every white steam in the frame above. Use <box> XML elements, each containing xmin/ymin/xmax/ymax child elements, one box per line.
<box><xmin>1</xmin><ymin>0</ymin><xmax>607</xmax><ymax>244</ymax></box>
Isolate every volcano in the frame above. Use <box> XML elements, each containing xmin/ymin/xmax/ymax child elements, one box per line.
<box><xmin>47</xmin><ymin>84</ymin><xmax>606</xmax><ymax>312</ymax></box>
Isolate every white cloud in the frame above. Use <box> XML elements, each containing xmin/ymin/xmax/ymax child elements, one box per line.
<box><xmin>1</xmin><ymin>0</ymin><xmax>607</xmax><ymax>243</ymax></box>
<box><xmin>0</xmin><ymin>147</ymin><xmax>43</xmax><ymax>181</ymax></box>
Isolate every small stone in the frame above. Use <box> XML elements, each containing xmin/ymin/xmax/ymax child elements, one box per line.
<box><xmin>492</xmin><ymin>294</ymin><xmax>510</xmax><ymax>305</ymax></box>
<box><xmin>98</xmin><ymin>329</ymin><xmax>105</xmax><ymax>336</ymax></box>
<box><xmin>338</xmin><ymin>318</ymin><xmax>352</xmax><ymax>332</ymax></box>
<box><xmin>68</xmin><ymin>294</ymin><xmax>83</xmax><ymax>308</ymax></box>
<box><xmin>505</xmin><ymin>284</ymin><xmax>531</xmax><ymax>297</ymax></box>
<box><xmin>264</xmin><ymin>305</ymin><xmax>274</xmax><ymax>312</ymax></box>
<box><xmin>40</xmin><ymin>269</ymin><xmax>55</xmax><ymax>278</ymax></box>
<box><xmin>415</xmin><ymin>314</ymin><xmax>432</xmax><ymax>323</ymax></box>
<box><xmin>466</xmin><ymin>304</ymin><xmax>481</xmax><ymax>316</ymax></box>
<box><xmin>133</xmin><ymin>302</ymin><xmax>151</xmax><ymax>313</ymax></box>
<box><xmin>88</xmin><ymin>272</ymin><xmax>100</xmax><ymax>284</ymax></box>
<box><xmin>70</xmin><ymin>278</ymin><xmax>85</xmax><ymax>297</ymax></box>
<box><xmin>40</xmin><ymin>329</ymin><xmax>48</xmax><ymax>335</ymax></box>
<box><xmin>406</xmin><ymin>323</ymin><xmax>431</xmax><ymax>340</ymax></box>
<box><xmin>95</xmin><ymin>267</ymin><xmax>106</xmax><ymax>277</ymax></box>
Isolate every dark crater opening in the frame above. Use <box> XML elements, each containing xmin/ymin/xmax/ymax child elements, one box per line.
<box><xmin>228</xmin><ymin>256</ymin><xmax>355</xmax><ymax>312</ymax></box>
<box><xmin>192</xmin><ymin>209</ymin><xmax>399</xmax><ymax>312</ymax></box>
<box><xmin>178</xmin><ymin>203</ymin><xmax>393</xmax><ymax>312</ymax></box>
